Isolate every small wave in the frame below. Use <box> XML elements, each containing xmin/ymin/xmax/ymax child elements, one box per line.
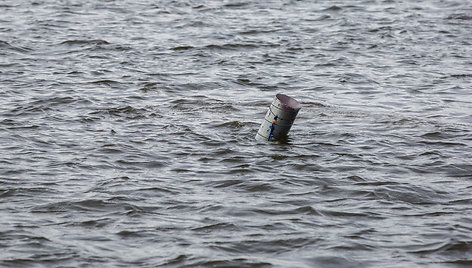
<box><xmin>0</xmin><ymin>187</ymin><xmax>56</xmax><ymax>198</ymax></box>
<box><xmin>205</xmin><ymin>43</ymin><xmax>263</xmax><ymax>50</ymax></box>
<box><xmin>223</xmin><ymin>2</ymin><xmax>249</xmax><ymax>8</ymax></box>
<box><xmin>60</xmin><ymin>39</ymin><xmax>110</xmax><ymax>46</ymax></box>
<box><xmin>88</xmin><ymin>79</ymin><xmax>121</xmax><ymax>87</ymax></box>
<box><xmin>139</xmin><ymin>82</ymin><xmax>162</xmax><ymax>92</ymax></box>
<box><xmin>305</xmin><ymin>256</ymin><xmax>363</xmax><ymax>268</ymax></box>
<box><xmin>371</xmin><ymin>184</ymin><xmax>449</xmax><ymax>205</ymax></box>
<box><xmin>5</xmin><ymin>96</ymin><xmax>91</xmax><ymax>117</ymax></box>
<box><xmin>323</xmin><ymin>5</ymin><xmax>342</xmax><ymax>12</ymax></box>
<box><xmin>450</xmin><ymin>74</ymin><xmax>472</xmax><ymax>79</ymax></box>
<box><xmin>104</xmin><ymin>105</ymin><xmax>145</xmax><ymax>117</ymax></box>
<box><xmin>31</xmin><ymin>199</ymin><xmax>145</xmax><ymax>214</ymax></box>
<box><xmin>87</xmin><ymin>105</ymin><xmax>161</xmax><ymax>120</ymax></box>
<box><xmin>160</xmin><ymin>255</ymin><xmax>272</xmax><ymax>267</ymax></box>
<box><xmin>0</xmin><ymin>40</ymin><xmax>31</xmax><ymax>53</ymax></box>
<box><xmin>409</xmin><ymin>239</ymin><xmax>472</xmax><ymax>257</ymax></box>
<box><xmin>116</xmin><ymin>159</ymin><xmax>165</xmax><ymax>169</ymax></box>
<box><xmin>79</xmin><ymin>218</ymin><xmax>115</xmax><ymax>228</ymax></box>
<box><xmin>447</xmin><ymin>14</ymin><xmax>472</xmax><ymax>21</ymax></box>
<box><xmin>238</xmin><ymin>29</ymin><xmax>277</xmax><ymax>35</ymax></box>
<box><xmin>206</xmin><ymin>179</ymin><xmax>244</xmax><ymax>188</ymax></box>
<box><xmin>170</xmin><ymin>97</ymin><xmax>239</xmax><ymax>113</ymax></box>
<box><xmin>313</xmin><ymin>14</ymin><xmax>332</xmax><ymax>21</ymax></box>
<box><xmin>116</xmin><ymin>230</ymin><xmax>146</xmax><ymax>238</ymax></box>
<box><xmin>171</xmin><ymin>45</ymin><xmax>194</xmax><ymax>51</ymax></box>
<box><xmin>97</xmin><ymin>144</ymin><xmax>124</xmax><ymax>154</ymax></box>
<box><xmin>212</xmin><ymin>236</ymin><xmax>319</xmax><ymax>256</ymax></box>
<box><xmin>171</xmin><ymin>42</ymin><xmax>272</xmax><ymax>52</ymax></box>
<box><xmin>191</xmin><ymin>222</ymin><xmax>238</xmax><ymax>232</ymax></box>
<box><xmin>214</xmin><ymin>121</ymin><xmax>247</xmax><ymax>129</ymax></box>
<box><xmin>250</xmin><ymin>205</ymin><xmax>322</xmax><ymax>216</ymax></box>
<box><xmin>59</xmin><ymin>39</ymin><xmax>130</xmax><ymax>52</ymax></box>
<box><xmin>419</xmin><ymin>140</ymin><xmax>466</xmax><ymax>147</ymax></box>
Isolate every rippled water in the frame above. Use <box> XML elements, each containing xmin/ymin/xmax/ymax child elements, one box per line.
<box><xmin>1</xmin><ymin>0</ymin><xmax>472</xmax><ymax>267</ymax></box>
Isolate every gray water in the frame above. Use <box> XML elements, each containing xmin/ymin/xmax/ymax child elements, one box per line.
<box><xmin>1</xmin><ymin>0</ymin><xmax>472</xmax><ymax>267</ymax></box>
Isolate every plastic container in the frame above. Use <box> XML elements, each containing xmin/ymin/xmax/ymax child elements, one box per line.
<box><xmin>255</xmin><ymin>93</ymin><xmax>301</xmax><ymax>141</ymax></box>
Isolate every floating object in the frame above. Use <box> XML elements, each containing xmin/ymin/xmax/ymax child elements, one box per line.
<box><xmin>255</xmin><ymin>93</ymin><xmax>301</xmax><ymax>142</ymax></box>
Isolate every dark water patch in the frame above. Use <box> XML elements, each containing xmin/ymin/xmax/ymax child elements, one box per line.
<box><xmin>443</xmin><ymin>164</ymin><xmax>472</xmax><ymax>178</ymax></box>
<box><xmin>171</xmin><ymin>45</ymin><xmax>194</xmax><ymax>51</ymax></box>
<box><xmin>88</xmin><ymin>79</ymin><xmax>122</xmax><ymax>87</ymax></box>
<box><xmin>326</xmin><ymin>241</ymin><xmax>374</xmax><ymax>252</ymax></box>
<box><xmin>450</xmin><ymin>74</ymin><xmax>472</xmax><ymax>79</ymax></box>
<box><xmin>116</xmin><ymin>159</ymin><xmax>165</xmax><ymax>169</ymax></box>
<box><xmin>205</xmin><ymin>43</ymin><xmax>272</xmax><ymax>50</ymax></box>
<box><xmin>447</xmin><ymin>14</ymin><xmax>472</xmax><ymax>21</ymax></box>
<box><xmin>97</xmin><ymin>144</ymin><xmax>124</xmax><ymax>154</ymax></box>
<box><xmin>60</xmin><ymin>39</ymin><xmax>110</xmax><ymax>46</ymax></box>
<box><xmin>4</xmin><ymin>123</ymin><xmax>40</xmax><ymax>130</ymax></box>
<box><xmin>238</xmin><ymin>28</ymin><xmax>279</xmax><ymax>35</ymax></box>
<box><xmin>236</xmin><ymin>181</ymin><xmax>280</xmax><ymax>193</ymax></box>
<box><xmin>116</xmin><ymin>230</ymin><xmax>147</xmax><ymax>238</ymax></box>
<box><xmin>4</xmin><ymin>103</ymin><xmax>53</xmax><ymax>117</ymax></box>
<box><xmin>78</xmin><ymin>218</ymin><xmax>115</xmax><ymax>228</ymax></box>
<box><xmin>449</xmin><ymin>198</ymin><xmax>472</xmax><ymax>206</ymax></box>
<box><xmin>105</xmin><ymin>106</ymin><xmax>145</xmax><ymax>118</ymax></box>
<box><xmin>323</xmin><ymin>5</ymin><xmax>342</xmax><ymax>12</ymax></box>
<box><xmin>139</xmin><ymin>82</ymin><xmax>162</xmax><ymax>92</ymax></box>
<box><xmin>223</xmin><ymin>2</ymin><xmax>249</xmax><ymax>8</ymax></box>
<box><xmin>250</xmin><ymin>205</ymin><xmax>322</xmax><ymax>217</ymax></box>
<box><xmin>440</xmin><ymin>260</ymin><xmax>472</xmax><ymax>267</ymax></box>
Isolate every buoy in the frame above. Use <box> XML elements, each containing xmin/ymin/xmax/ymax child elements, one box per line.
<box><xmin>255</xmin><ymin>93</ymin><xmax>301</xmax><ymax>141</ymax></box>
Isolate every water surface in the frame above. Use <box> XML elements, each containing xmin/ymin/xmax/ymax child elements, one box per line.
<box><xmin>1</xmin><ymin>0</ymin><xmax>472</xmax><ymax>267</ymax></box>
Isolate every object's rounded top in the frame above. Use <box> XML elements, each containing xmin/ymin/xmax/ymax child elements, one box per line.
<box><xmin>276</xmin><ymin>93</ymin><xmax>301</xmax><ymax>110</ymax></box>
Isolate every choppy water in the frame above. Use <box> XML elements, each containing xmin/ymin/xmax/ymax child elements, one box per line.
<box><xmin>1</xmin><ymin>0</ymin><xmax>472</xmax><ymax>267</ymax></box>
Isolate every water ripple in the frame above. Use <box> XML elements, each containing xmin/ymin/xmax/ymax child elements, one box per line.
<box><xmin>1</xmin><ymin>0</ymin><xmax>472</xmax><ymax>267</ymax></box>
